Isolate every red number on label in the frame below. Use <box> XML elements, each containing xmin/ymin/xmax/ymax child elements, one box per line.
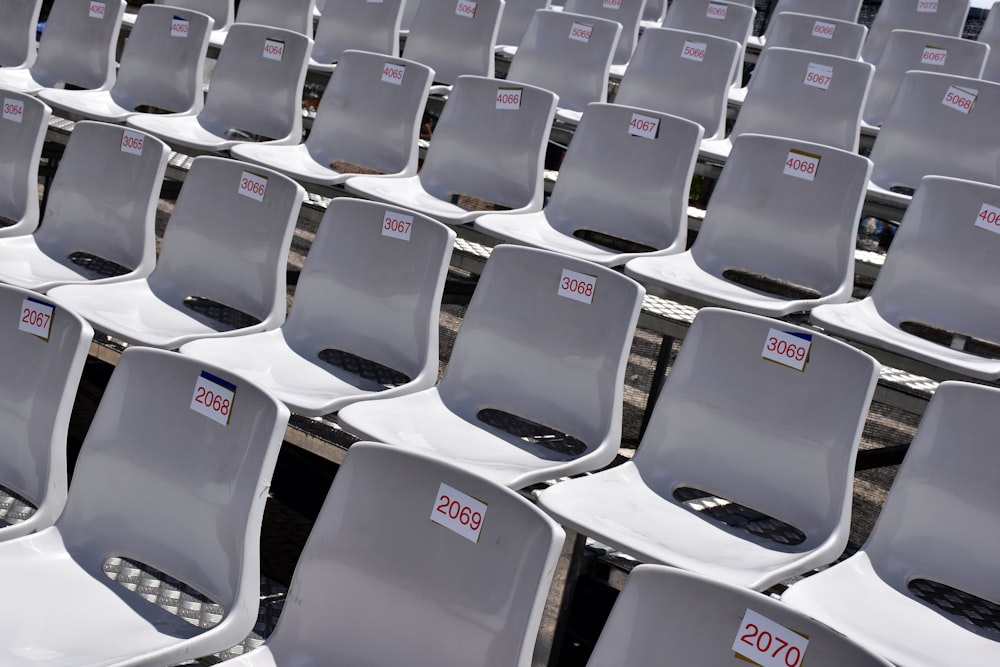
<box><xmin>980</xmin><ymin>210</ymin><xmax>1000</xmax><ymax>225</ymax></box>
<box><xmin>436</xmin><ymin>495</ymin><xmax>484</xmax><ymax>531</ymax></box>
<box><xmin>785</xmin><ymin>158</ymin><xmax>815</xmax><ymax>174</ymax></box>
<box><xmin>4</xmin><ymin>104</ymin><xmax>20</xmax><ymax>115</ymax></box>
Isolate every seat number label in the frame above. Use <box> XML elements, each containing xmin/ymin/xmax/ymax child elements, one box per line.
<box><xmin>456</xmin><ymin>0</ymin><xmax>477</xmax><ymax>18</ymax></box>
<box><xmin>762</xmin><ymin>329</ymin><xmax>812</xmax><ymax>371</ymax></box>
<box><xmin>569</xmin><ymin>22</ymin><xmax>593</xmax><ymax>43</ymax></box>
<box><xmin>942</xmin><ymin>85</ymin><xmax>977</xmax><ymax>113</ymax></box>
<box><xmin>681</xmin><ymin>40</ymin><xmax>707</xmax><ymax>62</ymax></box>
<box><xmin>238</xmin><ymin>170</ymin><xmax>268</xmax><ymax>201</ymax></box>
<box><xmin>431</xmin><ymin>483</ymin><xmax>487</xmax><ymax>543</ymax></box>
<box><xmin>496</xmin><ymin>87</ymin><xmax>522</xmax><ymax>109</ymax></box>
<box><xmin>921</xmin><ymin>46</ymin><xmax>947</xmax><ymax>65</ymax></box>
<box><xmin>558</xmin><ymin>268</ymin><xmax>596</xmax><ymax>304</ymax></box>
<box><xmin>382</xmin><ymin>62</ymin><xmax>405</xmax><ymax>84</ymax></box>
<box><xmin>89</xmin><ymin>1</ymin><xmax>106</xmax><ymax>19</ymax></box>
<box><xmin>382</xmin><ymin>210</ymin><xmax>413</xmax><ymax>240</ymax></box>
<box><xmin>263</xmin><ymin>38</ymin><xmax>284</xmax><ymax>61</ymax></box>
<box><xmin>191</xmin><ymin>371</ymin><xmax>236</xmax><ymax>426</ymax></box>
<box><xmin>975</xmin><ymin>202</ymin><xmax>1000</xmax><ymax>233</ymax></box>
<box><xmin>917</xmin><ymin>0</ymin><xmax>938</xmax><ymax>12</ymax></box>
<box><xmin>803</xmin><ymin>62</ymin><xmax>833</xmax><ymax>90</ymax></box>
<box><xmin>120</xmin><ymin>129</ymin><xmax>145</xmax><ymax>155</ymax></box>
<box><xmin>811</xmin><ymin>20</ymin><xmax>836</xmax><ymax>39</ymax></box>
<box><xmin>603</xmin><ymin>0</ymin><xmax>622</xmax><ymax>8</ymax></box>
<box><xmin>628</xmin><ymin>112</ymin><xmax>659</xmax><ymax>139</ymax></box>
<box><xmin>783</xmin><ymin>149</ymin><xmax>820</xmax><ymax>181</ymax></box>
<box><xmin>707</xmin><ymin>2</ymin><xmax>728</xmax><ymax>19</ymax></box>
<box><xmin>19</xmin><ymin>298</ymin><xmax>54</xmax><ymax>341</ymax></box>
<box><xmin>171</xmin><ymin>16</ymin><xmax>189</xmax><ymax>37</ymax></box>
<box><xmin>3</xmin><ymin>98</ymin><xmax>23</xmax><ymax>123</ymax></box>
<box><xmin>733</xmin><ymin>608</ymin><xmax>809</xmax><ymax>667</ymax></box>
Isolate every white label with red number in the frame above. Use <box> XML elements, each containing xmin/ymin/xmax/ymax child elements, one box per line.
<box><xmin>190</xmin><ymin>371</ymin><xmax>236</xmax><ymax>426</ymax></box>
<box><xmin>681</xmin><ymin>40</ymin><xmax>707</xmax><ymax>62</ymax></box>
<box><xmin>558</xmin><ymin>268</ymin><xmax>596</xmax><ymax>304</ymax></box>
<box><xmin>496</xmin><ymin>87</ymin><xmax>522</xmax><ymax>110</ymax></box>
<box><xmin>811</xmin><ymin>20</ymin><xmax>836</xmax><ymax>39</ymax></box>
<box><xmin>171</xmin><ymin>16</ymin><xmax>189</xmax><ymax>37</ymax></box>
<box><xmin>974</xmin><ymin>202</ymin><xmax>1000</xmax><ymax>233</ymax></box>
<box><xmin>942</xmin><ymin>85</ymin><xmax>977</xmax><ymax>113</ymax></box>
<box><xmin>120</xmin><ymin>129</ymin><xmax>144</xmax><ymax>155</ymax></box>
<box><xmin>921</xmin><ymin>46</ymin><xmax>947</xmax><ymax>66</ymax></box>
<box><xmin>431</xmin><ymin>483</ymin><xmax>487</xmax><ymax>543</ymax></box>
<box><xmin>263</xmin><ymin>38</ymin><xmax>284</xmax><ymax>61</ymax></box>
<box><xmin>89</xmin><ymin>1</ymin><xmax>105</xmax><ymax>18</ymax></box>
<box><xmin>456</xmin><ymin>0</ymin><xmax>477</xmax><ymax>18</ymax></box>
<box><xmin>3</xmin><ymin>98</ymin><xmax>23</xmax><ymax>123</ymax></box>
<box><xmin>368</xmin><ymin>0</ymin><xmax>383</xmax><ymax>3</ymax></box>
<box><xmin>733</xmin><ymin>608</ymin><xmax>809</xmax><ymax>667</ymax></box>
<box><xmin>569</xmin><ymin>22</ymin><xmax>593</xmax><ymax>43</ymax></box>
<box><xmin>707</xmin><ymin>2</ymin><xmax>728</xmax><ymax>19</ymax></box>
<box><xmin>18</xmin><ymin>297</ymin><xmax>54</xmax><ymax>341</ymax></box>
<box><xmin>628</xmin><ymin>112</ymin><xmax>659</xmax><ymax>139</ymax></box>
<box><xmin>238</xmin><ymin>171</ymin><xmax>268</xmax><ymax>202</ymax></box>
<box><xmin>917</xmin><ymin>0</ymin><xmax>938</xmax><ymax>12</ymax></box>
<box><xmin>783</xmin><ymin>149</ymin><xmax>820</xmax><ymax>181</ymax></box>
<box><xmin>603</xmin><ymin>0</ymin><xmax>622</xmax><ymax>8</ymax></box>
<box><xmin>382</xmin><ymin>62</ymin><xmax>405</xmax><ymax>84</ymax></box>
<box><xmin>762</xmin><ymin>329</ymin><xmax>812</xmax><ymax>371</ymax></box>
<box><xmin>803</xmin><ymin>62</ymin><xmax>833</xmax><ymax>90</ymax></box>
<box><xmin>382</xmin><ymin>210</ymin><xmax>413</xmax><ymax>241</ymax></box>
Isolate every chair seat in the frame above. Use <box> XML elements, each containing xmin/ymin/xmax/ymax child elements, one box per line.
<box><xmin>698</xmin><ymin>136</ymin><xmax>733</xmax><ymax>163</ymax></box>
<box><xmin>0</xmin><ymin>67</ymin><xmax>45</xmax><ymax>95</ymax></box>
<box><xmin>866</xmin><ymin>179</ymin><xmax>912</xmax><ymax>209</ymax></box>
<box><xmin>346</xmin><ymin>175</ymin><xmax>497</xmax><ymax>225</ymax></box>
<box><xmin>0</xmin><ymin>237</ymin><xmax>131</xmax><ymax>292</ymax></box>
<box><xmin>811</xmin><ymin>297</ymin><xmax>1000</xmax><ymax>380</ymax></box>
<box><xmin>554</xmin><ymin>108</ymin><xmax>583</xmax><ymax>124</ymax></box>
<box><xmin>231</xmin><ymin>143</ymin><xmax>380</xmax><ymax>187</ymax></box>
<box><xmin>127</xmin><ymin>114</ymin><xmax>244</xmax><ymax>155</ymax></box>
<box><xmin>0</xmin><ymin>528</ymin><xmax>205</xmax><ymax>667</ymax></box>
<box><xmin>782</xmin><ymin>552</ymin><xmax>1000</xmax><ymax>667</ymax></box>
<box><xmin>37</xmin><ymin>89</ymin><xmax>139</xmax><ymax>123</ymax></box>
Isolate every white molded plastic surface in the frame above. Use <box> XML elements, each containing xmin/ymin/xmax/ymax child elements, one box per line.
<box><xmin>475</xmin><ymin>103</ymin><xmax>703</xmax><ymax>265</ymax></box>
<box><xmin>310</xmin><ymin>0</ymin><xmax>405</xmax><ymax>69</ymax></box>
<box><xmin>209</xmin><ymin>0</ymin><xmax>316</xmax><ymax>49</ymax></box>
<box><xmin>761</xmin><ymin>11</ymin><xmax>867</xmax><ymax>59</ymax></box>
<box><xmin>782</xmin><ymin>380</ymin><xmax>1000</xmax><ymax>666</ymax></box>
<box><xmin>538</xmin><ymin>307</ymin><xmax>880</xmax><ymax>590</ymax></box>
<box><xmin>978</xmin><ymin>0</ymin><xmax>1000</xmax><ymax>81</ymax></box>
<box><xmin>403</xmin><ymin>0</ymin><xmax>504</xmax><ymax>84</ymax></box>
<box><xmin>563</xmin><ymin>0</ymin><xmax>646</xmax><ymax>68</ymax></box>
<box><xmin>48</xmin><ymin>156</ymin><xmax>304</xmax><ymax>348</ymax></box>
<box><xmin>337</xmin><ymin>244</ymin><xmax>644</xmax><ymax>488</ymax></box>
<box><xmin>862</xmin><ymin>0</ymin><xmax>970</xmax><ymax>65</ymax></box>
<box><xmin>344</xmin><ymin>75</ymin><xmax>557</xmax><ymax>225</ymax></box>
<box><xmin>147</xmin><ymin>0</ymin><xmax>233</xmax><ymax>45</ymax></box>
<box><xmin>496</xmin><ymin>0</ymin><xmax>551</xmax><ymax>48</ymax></box>
<box><xmin>664</xmin><ymin>0</ymin><xmax>755</xmax><ymax>84</ymax></box>
<box><xmin>0</xmin><ymin>92</ymin><xmax>50</xmax><ymax>237</ymax></box>
<box><xmin>765</xmin><ymin>0</ymin><xmax>862</xmax><ymax>23</ymax></box>
<box><xmin>0</xmin><ymin>0</ymin><xmax>43</xmax><ymax>67</ymax></box>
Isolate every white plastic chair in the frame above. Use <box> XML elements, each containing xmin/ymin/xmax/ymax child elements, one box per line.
<box><xmin>231</xmin><ymin>50</ymin><xmax>433</xmax><ymax>189</ymax></box>
<box><xmin>179</xmin><ymin>198</ymin><xmax>455</xmax><ymax>416</ymax></box>
<box><xmin>496</xmin><ymin>0</ymin><xmax>551</xmax><ymax>49</ymax></box>
<box><xmin>309</xmin><ymin>0</ymin><xmax>405</xmax><ymax>71</ymax></box>
<box><xmin>587</xmin><ymin>565</ymin><xmax>894</xmax><ymax>666</ymax></box>
<box><xmin>475</xmin><ymin>103</ymin><xmax>703</xmax><ymax>266</ymax></box>
<box><xmin>866</xmin><ymin>71</ymin><xmax>1000</xmax><ymax>210</ymax></box>
<box><xmin>0</xmin><ymin>122</ymin><xmax>169</xmax><ymax>292</ymax></box>
<box><xmin>0</xmin><ymin>0</ymin><xmax>125</xmax><ymax>94</ymax></box>
<box><xmin>640</xmin><ymin>0</ymin><xmax>667</xmax><ymax>28</ymax></box>
<box><xmin>0</xmin><ymin>0</ymin><xmax>43</xmax><ymax>67</ymax></box>
<box><xmin>209</xmin><ymin>0</ymin><xmax>317</xmax><ymax>49</ymax></box>
<box><xmin>760</xmin><ymin>11</ymin><xmax>868</xmax><ymax>59</ymax></box>
<box><xmin>39</xmin><ymin>4</ymin><xmax>214</xmax><ymax>123</ymax></box>
<box><xmin>978</xmin><ymin>0</ymin><xmax>1000</xmax><ymax>81</ymax></box>
<box><xmin>402</xmin><ymin>0</ymin><xmax>504</xmax><ymax>85</ymax></box>
<box><xmin>862</xmin><ymin>0</ymin><xmax>971</xmax><ymax>65</ymax></box>
<box><xmin>663</xmin><ymin>0</ymin><xmax>755</xmax><ymax>84</ymax></box>
<box><xmin>47</xmin><ymin>156</ymin><xmax>304</xmax><ymax>349</ymax></box>
<box><xmin>505</xmin><ymin>9</ymin><xmax>621</xmax><ymax>122</ymax></box>
<box><xmin>863</xmin><ymin>29</ymin><xmax>988</xmax><ymax>127</ymax></box>
<box><xmin>0</xmin><ymin>92</ymin><xmax>50</xmax><ymax>237</ymax></box>
<box><xmin>0</xmin><ymin>284</ymin><xmax>92</xmax><ymax>542</ymax></box>
<box><xmin>344</xmin><ymin>75</ymin><xmax>557</xmax><ymax>225</ymax></box>
<box><xmin>219</xmin><ymin>441</ymin><xmax>564</xmax><ymax>667</ymax></box>
<box><xmin>626</xmin><ymin>134</ymin><xmax>872</xmax><ymax>316</ymax></box>
<box><xmin>0</xmin><ymin>346</ymin><xmax>289</xmax><ymax>666</ymax></box>
<box><xmin>700</xmin><ymin>46</ymin><xmax>873</xmax><ymax>163</ymax></box>
<box><xmin>812</xmin><ymin>175</ymin><xmax>1000</xmax><ymax>380</ymax></box>
<box><xmin>763</xmin><ymin>0</ymin><xmax>863</xmax><ymax>24</ymax></box>
<box><xmin>127</xmin><ymin>0</ymin><xmax>233</xmax><ymax>46</ymax></box>
<box><xmin>613</xmin><ymin>27</ymin><xmax>741</xmax><ymax>140</ymax></box>
<box><xmin>782</xmin><ymin>380</ymin><xmax>1000</xmax><ymax>667</ymax></box>
<box><xmin>563</xmin><ymin>0</ymin><xmax>647</xmax><ymax>76</ymax></box>
<box><xmin>126</xmin><ymin>24</ymin><xmax>313</xmax><ymax>155</ymax></box>
<box><xmin>337</xmin><ymin>244</ymin><xmax>645</xmax><ymax>489</ymax></box>
<box><xmin>538</xmin><ymin>307</ymin><xmax>880</xmax><ymax>590</ymax></box>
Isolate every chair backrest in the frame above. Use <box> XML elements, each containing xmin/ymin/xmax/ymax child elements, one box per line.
<box><xmin>863</xmin><ymin>28</ymin><xmax>988</xmax><ymax>126</ymax></box>
<box><xmin>0</xmin><ymin>92</ymin><xmax>50</xmax><ymax>236</ymax></box>
<box><xmin>506</xmin><ymin>9</ymin><xmax>621</xmax><ymax>112</ymax></box>
<box><xmin>664</xmin><ymin>0</ymin><xmax>755</xmax><ymax>47</ymax></box>
<box><xmin>614</xmin><ymin>27</ymin><xmax>741</xmax><ymax>140</ymax></box>
<box><xmin>403</xmin><ymin>0</ymin><xmax>504</xmax><ymax>83</ymax></box>
<box><xmin>154</xmin><ymin>0</ymin><xmax>234</xmax><ymax>31</ymax></box>
<box><xmin>58</xmin><ymin>346</ymin><xmax>289</xmax><ymax>619</ymax></box>
<box><xmin>868</xmin><ymin>71</ymin><xmax>1000</xmax><ymax>193</ymax></box>
<box><xmin>761</xmin><ymin>11</ymin><xmax>868</xmax><ymax>60</ymax></box>
<box><xmin>867</xmin><ymin>175</ymin><xmax>1000</xmax><ymax>343</ymax></box>
<box><xmin>37</xmin><ymin>121</ymin><xmax>169</xmax><ymax>276</ymax></box>
<box><xmin>29</xmin><ymin>0</ymin><xmax>125</xmax><ymax>89</ymax></box>
<box><xmin>633</xmin><ymin>307</ymin><xmax>878</xmax><ymax>552</ymax></box>
<box><xmin>563</xmin><ymin>0</ymin><xmax>647</xmax><ymax>66</ymax></box>
<box><xmin>110</xmin><ymin>4</ymin><xmax>214</xmax><ymax>116</ymax></box>
<box><xmin>438</xmin><ymin>244</ymin><xmax>644</xmax><ymax>457</ymax></box>
<box><xmin>400</xmin><ymin>0</ymin><xmax>420</xmax><ymax>31</ymax></box>
<box><xmin>305</xmin><ymin>50</ymin><xmax>433</xmax><ymax>177</ymax></box>
<box><xmin>643</xmin><ymin>0</ymin><xmax>667</xmax><ymax>24</ymax></box>
<box><xmin>587</xmin><ymin>565</ymin><xmax>894</xmax><ymax>666</ymax></box>
<box><xmin>978</xmin><ymin>0</ymin><xmax>1000</xmax><ymax>81</ymax></box>
<box><xmin>690</xmin><ymin>134</ymin><xmax>872</xmax><ymax>300</ymax></box>
<box><xmin>0</xmin><ymin>0</ymin><xmax>43</xmax><ymax>67</ymax></box>
<box><xmin>862</xmin><ymin>0</ymin><xmax>971</xmax><ymax>64</ymax></box>
<box><xmin>263</xmin><ymin>442</ymin><xmax>564</xmax><ymax>667</ymax></box>
<box><xmin>768</xmin><ymin>0</ymin><xmax>863</xmax><ymax>23</ymax></box>
<box><xmin>732</xmin><ymin>47</ymin><xmax>874</xmax><ymax>152</ymax></box>
<box><xmin>148</xmin><ymin>156</ymin><xmax>304</xmax><ymax>329</ymax></box>
<box><xmin>859</xmin><ymin>380</ymin><xmax>1000</xmax><ymax>604</ymax></box>
<box><xmin>312</xmin><ymin>0</ymin><xmax>405</xmax><ymax>62</ymax></box>
<box><xmin>417</xmin><ymin>75</ymin><xmax>557</xmax><ymax>211</ymax></box>
<box><xmin>0</xmin><ymin>285</ymin><xmax>92</xmax><ymax>539</ymax></box>
<box><xmin>496</xmin><ymin>0</ymin><xmax>550</xmax><ymax>47</ymax></box>
<box><xmin>235</xmin><ymin>0</ymin><xmax>317</xmax><ymax>36</ymax></box>
<box><xmin>542</xmin><ymin>103</ymin><xmax>703</xmax><ymax>256</ymax></box>
<box><xmin>283</xmin><ymin>197</ymin><xmax>455</xmax><ymax>385</ymax></box>
<box><xmin>198</xmin><ymin>23</ymin><xmax>313</xmax><ymax>144</ymax></box>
